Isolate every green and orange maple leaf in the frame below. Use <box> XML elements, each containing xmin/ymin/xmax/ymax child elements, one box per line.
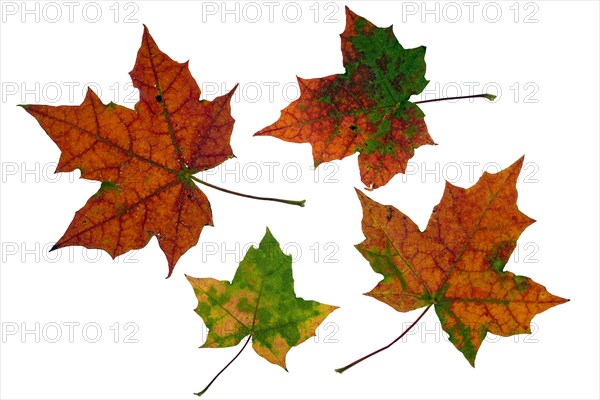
<box><xmin>187</xmin><ymin>228</ymin><xmax>337</xmax><ymax>395</ymax></box>
<box><xmin>22</xmin><ymin>27</ymin><xmax>238</xmax><ymax>276</ymax></box>
<box><xmin>345</xmin><ymin>157</ymin><xmax>567</xmax><ymax>368</ymax></box>
<box><xmin>255</xmin><ymin>7</ymin><xmax>433</xmax><ymax>190</ymax></box>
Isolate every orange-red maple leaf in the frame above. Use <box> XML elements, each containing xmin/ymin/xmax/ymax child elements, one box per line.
<box><xmin>255</xmin><ymin>7</ymin><xmax>433</xmax><ymax>190</ymax></box>
<box><xmin>22</xmin><ymin>27</ymin><xmax>237</xmax><ymax>276</ymax></box>
<box><xmin>355</xmin><ymin>157</ymin><xmax>568</xmax><ymax>365</ymax></box>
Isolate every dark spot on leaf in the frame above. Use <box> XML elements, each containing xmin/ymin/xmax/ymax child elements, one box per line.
<box><xmin>156</xmin><ymin>94</ymin><xmax>162</xmax><ymax>102</ymax></box>
<box><xmin>350</xmin><ymin>125</ymin><xmax>358</xmax><ymax>131</ymax></box>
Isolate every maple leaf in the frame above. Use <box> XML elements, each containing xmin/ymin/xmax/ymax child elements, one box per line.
<box><xmin>21</xmin><ymin>27</ymin><xmax>238</xmax><ymax>276</ymax></box>
<box><xmin>255</xmin><ymin>7</ymin><xmax>434</xmax><ymax>190</ymax></box>
<box><xmin>187</xmin><ymin>228</ymin><xmax>337</xmax><ymax>396</ymax></box>
<box><xmin>342</xmin><ymin>157</ymin><xmax>567</xmax><ymax>369</ymax></box>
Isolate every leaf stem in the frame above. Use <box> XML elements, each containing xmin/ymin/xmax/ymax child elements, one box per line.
<box><xmin>190</xmin><ymin>176</ymin><xmax>305</xmax><ymax>207</ymax></box>
<box><xmin>414</xmin><ymin>93</ymin><xmax>496</xmax><ymax>104</ymax></box>
<box><xmin>195</xmin><ymin>335</ymin><xmax>252</xmax><ymax>397</ymax></box>
<box><xmin>335</xmin><ymin>304</ymin><xmax>433</xmax><ymax>374</ymax></box>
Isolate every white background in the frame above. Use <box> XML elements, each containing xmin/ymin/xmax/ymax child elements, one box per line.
<box><xmin>1</xmin><ymin>1</ymin><xmax>598</xmax><ymax>399</ymax></box>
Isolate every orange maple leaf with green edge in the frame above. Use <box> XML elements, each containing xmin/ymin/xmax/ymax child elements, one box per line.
<box><xmin>255</xmin><ymin>7</ymin><xmax>433</xmax><ymax>190</ymax></box>
<box><xmin>21</xmin><ymin>27</ymin><xmax>303</xmax><ymax>277</ymax></box>
<box><xmin>336</xmin><ymin>157</ymin><xmax>568</xmax><ymax>372</ymax></box>
<box><xmin>255</xmin><ymin>7</ymin><xmax>493</xmax><ymax>190</ymax></box>
<box><xmin>187</xmin><ymin>228</ymin><xmax>337</xmax><ymax>396</ymax></box>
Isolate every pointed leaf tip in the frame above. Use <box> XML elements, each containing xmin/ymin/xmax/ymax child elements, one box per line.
<box><xmin>513</xmin><ymin>155</ymin><xmax>526</xmax><ymax>167</ymax></box>
<box><xmin>264</xmin><ymin>226</ymin><xmax>273</xmax><ymax>237</ymax></box>
<box><xmin>354</xmin><ymin>188</ymin><xmax>370</xmax><ymax>204</ymax></box>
